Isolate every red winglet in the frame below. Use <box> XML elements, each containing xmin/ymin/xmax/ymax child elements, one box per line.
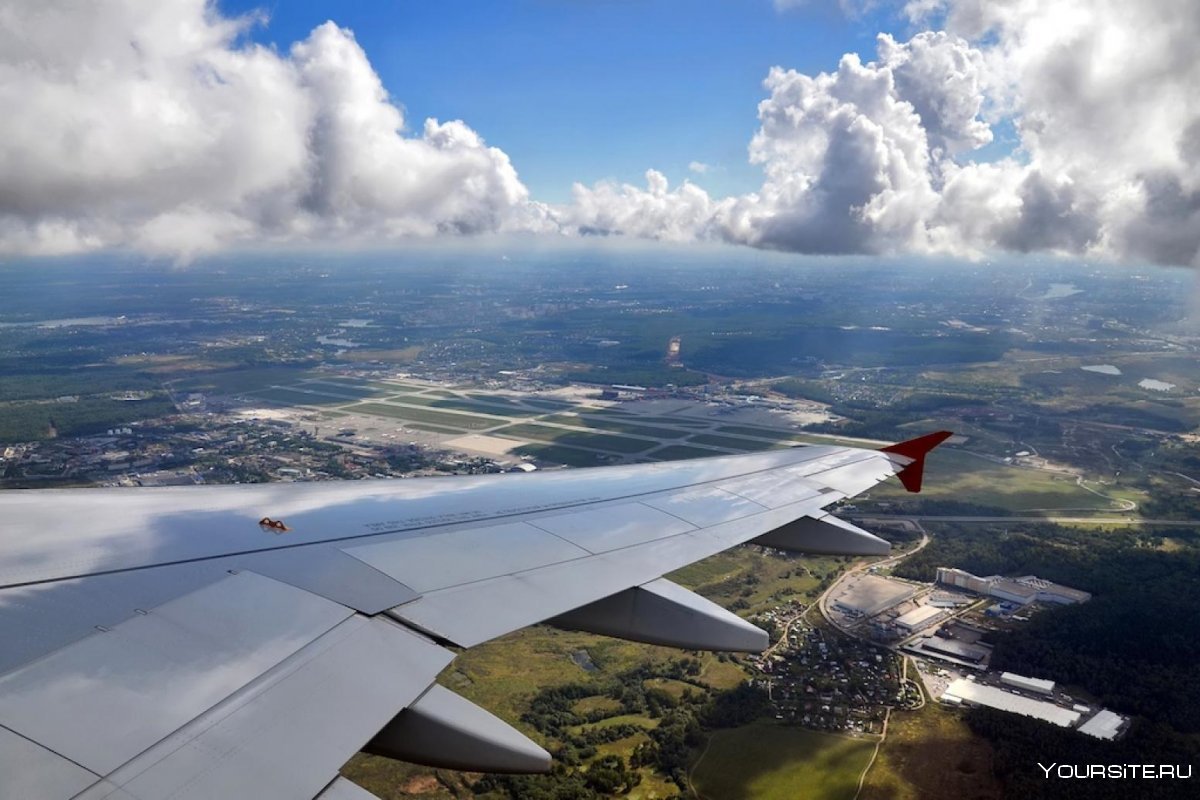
<box><xmin>880</xmin><ymin>430</ymin><xmax>954</xmax><ymax>493</ymax></box>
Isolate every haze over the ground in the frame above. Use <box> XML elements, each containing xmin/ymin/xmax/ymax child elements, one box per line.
<box><xmin>1</xmin><ymin>0</ymin><xmax>1197</xmax><ymax>267</ymax></box>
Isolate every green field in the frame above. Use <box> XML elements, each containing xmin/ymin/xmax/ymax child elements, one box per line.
<box><xmin>652</xmin><ymin>444</ymin><xmax>728</xmax><ymax>461</ymax></box>
<box><xmin>687</xmin><ymin>433</ymin><xmax>783</xmax><ymax>452</ymax></box>
<box><xmin>496</xmin><ymin>423</ymin><xmax>659</xmax><ymax>453</ymax></box>
<box><xmin>248</xmin><ymin>387</ymin><xmax>359</xmax><ymax>406</ymax></box>
<box><xmin>511</xmin><ymin>442</ymin><xmax>609</xmax><ymax>467</ymax></box>
<box><xmin>351</xmin><ymin>402</ymin><xmax>498</xmax><ymax>430</ymax></box>
<box><xmin>374</xmin><ymin>381</ymin><xmax>425</xmax><ymax>392</ymax></box>
<box><xmin>715</xmin><ymin>424</ymin><xmax>797</xmax><ymax>440</ymax></box>
<box><xmin>644</xmin><ymin>677</ymin><xmax>697</xmax><ymax>700</ymax></box>
<box><xmin>297</xmin><ymin>380</ymin><xmax>389</xmax><ymax>398</ymax></box>
<box><xmin>466</xmin><ymin>393</ymin><xmax>524</xmax><ymax>406</ymax></box>
<box><xmin>872</xmin><ymin>448</ymin><xmax>1119</xmax><ymax>511</ymax></box>
<box><xmin>860</xmin><ymin>704</ymin><xmax>999</xmax><ymax>800</ymax></box>
<box><xmin>571</xmin><ymin>713</ymin><xmax>661</xmax><ymax>736</ymax></box>
<box><xmin>377</xmin><ymin>393</ymin><xmax>533</xmax><ymax>417</ymax></box>
<box><xmin>172</xmin><ymin>367</ymin><xmax>320</xmax><ymax>395</ymax></box>
<box><xmin>540</xmin><ymin>413</ymin><xmax>692</xmax><ymax>439</ymax></box>
<box><xmin>691</xmin><ymin>721</ymin><xmax>876</xmax><ymax>800</ymax></box>
<box><xmin>635</xmin><ymin>415</ymin><xmax>714</xmax><ymax>428</ymax></box>
<box><xmin>522</xmin><ymin>397</ymin><xmax>576</xmax><ymax>410</ymax></box>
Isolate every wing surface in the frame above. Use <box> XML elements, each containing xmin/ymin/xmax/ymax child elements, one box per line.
<box><xmin>0</xmin><ymin>433</ymin><xmax>949</xmax><ymax>798</ymax></box>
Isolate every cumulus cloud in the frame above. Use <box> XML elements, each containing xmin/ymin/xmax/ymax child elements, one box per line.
<box><xmin>566</xmin><ymin>32</ymin><xmax>972</xmax><ymax>257</ymax></box>
<box><xmin>565</xmin><ymin>0</ymin><xmax>1200</xmax><ymax>267</ymax></box>
<box><xmin>688</xmin><ymin>161</ymin><xmax>711</xmax><ymax>175</ymax></box>
<box><xmin>3</xmin><ymin>0</ymin><xmax>1199</xmax><ymax>267</ymax></box>
<box><xmin>0</xmin><ymin>0</ymin><xmax>540</xmax><ymax>258</ymax></box>
<box><xmin>565</xmin><ymin>170</ymin><xmax>720</xmax><ymax>242</ymax></box>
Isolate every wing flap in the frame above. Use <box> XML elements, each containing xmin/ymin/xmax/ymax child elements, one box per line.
<box><xmin>84</xmin><ymin>615</ymin><xmax>453</xmax><ymax>800</ymax></box>
<box><xmin>0</xmin><ymin>571</ymin><xmax>353</xmax><ymax>776</ymax></box>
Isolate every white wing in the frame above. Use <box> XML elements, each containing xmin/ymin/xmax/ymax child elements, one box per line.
<box><xmin>0</xmin><ymin>432</ymin><xmax>950</xmax><ymax>799</ymax></box>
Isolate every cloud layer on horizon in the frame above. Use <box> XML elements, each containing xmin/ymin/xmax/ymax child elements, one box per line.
<box><xmin>1</xmin><ymin>0</ymin><xmax>1197</xmax><ymax>267</ymax></box>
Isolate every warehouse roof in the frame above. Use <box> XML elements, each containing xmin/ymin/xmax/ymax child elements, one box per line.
<box><xmin>943</xmin><ymin>679</ymin><xmax>1081</xmax><ymax>727</ymax></box>
<box><xmin>895</xmin><ymin>605</ymin><xmax>943</xmax><ymax>628</ymax></box>
<box><xmin>1079</xmin><ymin>709</ymin><xmax>1124</xmax><ymax>740</ymax></box>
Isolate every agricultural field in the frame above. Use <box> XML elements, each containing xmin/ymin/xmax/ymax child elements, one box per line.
<box><xmin>690</xmin><ymin>721</ymin><xmax>876</xmax><ymax>800</ymax></box>
<box><xmin>859</xmin><ymin>705</ymin><xmax>1000</xmax><ymax>800</ymax></box>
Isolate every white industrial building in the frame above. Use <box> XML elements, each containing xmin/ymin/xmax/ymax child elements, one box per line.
<box><xmin>1014</xmin><ymin>575</ymin><xmax>1092</xmax><ymax>604</ymax></box>
<box><xmin>942</xmin><ymin>679</ymin><xmax>1081</xmax><ymax>727</ymax></box>
<box><xmin>988</xmin><ymin>579</ymin><xmax>1039</xmax><ymax>605</ymax></box>
<box><xmin>935</xmin><ymin>567</ymin><xmax>1090</xmax><ymax>606</ymax></box>
<box><xmin>895</xmin><ymin>604</ymin><xmax>945</xmax><ymax>633</ymax></box>
<box><xmin>833</xmin><ymin>575</ymin><xmax>917</xmax><ymax>617</ymax></box>
<box><xmin>1079</xmin><ymin>709</ymin><xmax>1126</xmax><ymax>740</ymax></box>
<box><xmin>1000</xmin><ymin>672</ymin><xmax>1055</xmax><ymax>695</ymax></box>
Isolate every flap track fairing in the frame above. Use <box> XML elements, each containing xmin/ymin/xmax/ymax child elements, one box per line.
<box><xmin>548</xmin><ymin>577</ymin><xmax>768</xmax><ymax>652</ymax></box>
<box><xmin>365</xmin><ymin>685</ymin><xmax>551</xmax><ymax>774</ymax></box>
<box><xmin>753</xmin><ymin>513</ymin><xmax>890</xmax><ymax>556</ymax></box>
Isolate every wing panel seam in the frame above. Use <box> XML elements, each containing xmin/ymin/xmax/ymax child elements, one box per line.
<box><xmin>0</xmin><ymin>723</ymin><xmax>101</xmax><ymax>782</ymax></box>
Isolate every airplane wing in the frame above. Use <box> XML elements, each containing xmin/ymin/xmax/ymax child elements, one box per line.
<box><xmin>0</xmin><ymin>431</ymin><xmax>950</xmax><ymax>799</ymax></box>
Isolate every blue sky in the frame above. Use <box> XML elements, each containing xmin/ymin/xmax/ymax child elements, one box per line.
<box><xmin>219</xmin><ymin>0</ymin><xmax>909</xmax><ymax>202</ymax></box>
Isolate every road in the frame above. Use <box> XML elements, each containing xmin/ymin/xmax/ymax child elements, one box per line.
<box><xmin>855</xmin><ymin>514</ymin><xmax>1195</xmax><ymax>526</ymax></box>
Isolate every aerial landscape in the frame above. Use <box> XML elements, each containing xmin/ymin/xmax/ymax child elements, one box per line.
<box><xmin>1</xmin><ymin>1</ymin><xmax>1197</xmax><ymax>799</ymax></box>
<box><xmin>2</xmin><ymin>254</ymin><xmax>1196</xmax><ymax>799</ymax></box>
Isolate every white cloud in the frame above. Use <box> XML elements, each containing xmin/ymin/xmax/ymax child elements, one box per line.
<box><xmin>565</xmin><ymin>170</ymin><xmax>719</xmax><ymax>243</ymax></box>
<box><xmin>937</xmin><ymin>0</ymin><xmax>1200</xmax><ymax>267</ymax></box>
<box><xmin>0</xmin><ymin>1</ymin><xmax>538</xmax><ymax>258</ymax></box>
<box><xmin>564</xmin><ymin>0</ymin><xmax>1200</xmax><ymax>267</ymax></box>
<box><xmin>2</xmin><ymin>0</ymin><xmax>1197</xmax><ymax>267</ymax></box>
